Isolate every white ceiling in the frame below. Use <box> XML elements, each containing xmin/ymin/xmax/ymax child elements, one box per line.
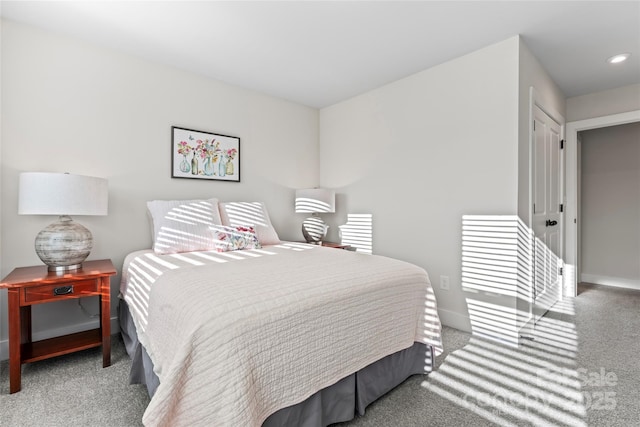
<box><xmin>2</xmin><ymin>1</ymin><xmax>639</xmax><ymax>108</ymax></box>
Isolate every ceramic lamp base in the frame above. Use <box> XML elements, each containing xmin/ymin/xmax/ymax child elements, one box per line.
<box><xmin>302</xmin><ymin>216</ymin><xmax>328</xmax><ymax>244</ymax></box>
<box><xmin>35</xmin><ymin>215</ymin><xmax>93</xmax><ymax>272</ymax></box>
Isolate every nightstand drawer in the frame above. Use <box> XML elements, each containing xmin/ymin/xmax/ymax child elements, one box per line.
<box><xmin>22</xmin><ymin>279</ymin><xmax>99</xmax><ymax>304</ymax></box>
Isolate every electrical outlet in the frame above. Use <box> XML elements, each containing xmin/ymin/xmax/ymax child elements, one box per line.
<box><xmin>440</xmin><ymin>275</ymin><xmax>450</xmax><ymax>291</ymax></box>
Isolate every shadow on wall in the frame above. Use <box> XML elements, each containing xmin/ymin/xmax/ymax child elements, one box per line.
<box><xmin>461</xmin><ymin>215</ymin><xmax>563</xmax><ymax>347</ymax></box>
<box><xmin>339</xmin><ymin>214</ymin><xmax>373</xmax><ymax>254</ymax></box>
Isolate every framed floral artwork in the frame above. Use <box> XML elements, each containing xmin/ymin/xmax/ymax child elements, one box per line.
<box><xmin>171</xmin><ymin>126</ymin><xmax>240</xmax><ymax>182</ymax></box>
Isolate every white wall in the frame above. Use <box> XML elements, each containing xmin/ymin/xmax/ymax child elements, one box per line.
<box><xmin>319</xmin><ymin>37</ymin><xmax>521</xmax><ymax>332</ymax></box>
<box><xmin>580</xmin><ymin>122</ymin><xmax>640</xmax><ymax>289</ymax></box>
<box><xmin>567</xmin><ymin>84</ymin><xmax>640</xmax><ymax>122</ymax></box>
<box><xmin>0</xmin><ymin>20</ymin><xmax>319</xmax><ymax>356</ymax></box>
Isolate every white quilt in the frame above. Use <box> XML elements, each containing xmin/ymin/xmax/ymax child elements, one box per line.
<box><xmin>120</xmin><ymin>242</ymin><xmax>443</xmax><ymax>427</ymax></box>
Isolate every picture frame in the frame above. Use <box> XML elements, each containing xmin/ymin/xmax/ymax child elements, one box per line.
<box><xmin>171</xmin><ymin>126</ymin><xmax>240</xmax><ymax>182</ymax></box>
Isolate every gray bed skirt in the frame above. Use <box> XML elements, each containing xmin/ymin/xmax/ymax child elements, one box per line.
<box><xmin>119</xmin><ymin>300</ymin><xmax>434</xmax><ymax>427</ymax></box>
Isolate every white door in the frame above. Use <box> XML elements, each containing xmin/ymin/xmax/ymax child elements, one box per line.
<box><xmin>532</xmin><ymin>104</ymin><xmax>563</xmax><ymax>322</ymax></box>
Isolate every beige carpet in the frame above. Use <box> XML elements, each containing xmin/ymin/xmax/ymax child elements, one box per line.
<box><xmin>1</xmin><ymin>283</ymin><xmax>638</xmax><ymax>427</ymax></box>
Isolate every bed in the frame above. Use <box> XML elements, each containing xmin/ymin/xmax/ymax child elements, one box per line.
<box><xmin>119</xmin><ymin>199</ymin><xmax>443</xmax><ymax>426</ymax></box>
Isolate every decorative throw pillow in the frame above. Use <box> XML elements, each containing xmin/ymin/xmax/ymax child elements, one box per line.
<box><xmin>213</xmin><ymin>225</ymin><xmax>262</xmax><ymax>252</ymax></box>
<box><xmin>147</xmin><ymin>198</ymin><xmax>223</xmax><ymax>254</ymax></box>
<box><xmin>218</xmin><ymin>202</ymin><xmax>281</xmax><ymax>245</ymax></box>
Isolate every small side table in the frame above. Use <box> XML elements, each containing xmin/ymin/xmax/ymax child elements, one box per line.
<box><xmin>299</xmin><ymin>241</ymin><xmax>354</xmax><ymax>250</ymax></box>
<box><xmin>0</xmin><ymin>259</ymin><xmax>116</xmax><ymax>393</ymax></box>
<box><xmin>319</xmin><ymin>241</ymin><xmax>353</xmax><ymax>250</ymax></box>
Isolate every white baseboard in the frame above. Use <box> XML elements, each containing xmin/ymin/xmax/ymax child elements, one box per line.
<box><xmin>518</xmin><ymin>316</ymin><xmax>535</xmax><ymax>343</ymax></box>
<box><xmin>581</xmin><ymin>274</ymin><xmax>640</xmax><ymax>291</ymax></box>
<box><xmin>439</xmin><ymin>307</ymin><xmax>527</xmax><ymax>348</ymax></box>
<box><xmin>437</xmin><ymin>308</ymin><xmax>471</xmax><ymax>332</ymax></box>
<box><xmin>0</xmin><ymin>316</ymin><xmax>120</xmax><ymax>362</ymax></box>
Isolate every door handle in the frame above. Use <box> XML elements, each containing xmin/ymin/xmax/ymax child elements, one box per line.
<box><xmin>545</xmin><ymin>220</ymin><xmax>558</xmax><ymax>227</ymax></box>
<box><xmin>53</xmin><ymin>285</ymin><xmax>73</xmax><ymax>296</ymax></box>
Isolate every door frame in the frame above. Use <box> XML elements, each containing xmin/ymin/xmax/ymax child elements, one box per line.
<box><xmin>523</xmin><ymin>87</ymin><xmax>565</xmax><ymax>333</ymax></box>
<box><xmin>564</xmin><ymin>109</ymin><xmax>640</xmax><ymax>297</ymax></box>
<box><xmin>531</xmin><ymin>103</ymin><xmax>564</xmax><ymax>322</ymax></box>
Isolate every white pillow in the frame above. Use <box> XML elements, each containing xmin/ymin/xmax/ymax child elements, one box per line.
<box><xmin>147</xmin><ymin>198</ymin><xmax>223</xmax><ymax>254</ymax></box>
<box><xmin>219</xmin><ymin>202</ymin><xmax>281</xmax><ymax>245</ymax></box>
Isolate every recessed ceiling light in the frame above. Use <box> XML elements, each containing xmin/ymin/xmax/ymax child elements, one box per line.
<box><xmin>606</xmin><ymin>53</ymin><xmax>631</xmax><ymax>64</ymax></box>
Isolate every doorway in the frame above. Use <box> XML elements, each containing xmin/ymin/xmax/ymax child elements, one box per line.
<box><xmin>579</xmin><ymin>123</ymin><xmax>640</xmax><ymax>289</ymax></box>
<box><xmin>565</xmin><ymin>110</ymin><xmax>640</xmax><ymax>296</ymax></box>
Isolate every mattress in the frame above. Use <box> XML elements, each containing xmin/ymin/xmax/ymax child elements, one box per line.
<box><xmin>120</xmin><ymin>242</ymin><xmax>442</xmax><ymax>426</ymax></box>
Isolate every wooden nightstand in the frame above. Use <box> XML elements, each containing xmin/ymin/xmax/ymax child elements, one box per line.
<box><xmin>298</xmin><ymin>241</ymin><xmax>355</xmax><ymax>250</ymax></box>
<box><xmin>0</xmin><ymin>259</ymin><xmax>116</xmax><ymax>393</ymax></box>
<box><xmin>319</xmin><ymin>241</ymin><xmax>353</xmax><ymax>250</ymax></box>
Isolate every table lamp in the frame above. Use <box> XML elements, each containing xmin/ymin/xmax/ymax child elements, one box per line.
<box><xmin>295</xmin><ymin>188</ymin><xmax>335</xmax><ymax>244</ymax></box>
<box><xmin>18</xmin><ymin>172</ymin><xmax>108</xmax><ymax>272</ymax></box>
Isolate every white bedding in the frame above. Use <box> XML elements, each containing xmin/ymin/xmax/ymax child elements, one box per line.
<box><xmin>120</xmin><ymin>242</ymin><xmax>443</xmax><ymax>427</ymax></box>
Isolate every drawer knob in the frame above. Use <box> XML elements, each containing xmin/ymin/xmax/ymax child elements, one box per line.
<box><xmin>53</xmin><ymin>285</ymin><xmax>73</xmax><ymax>296</ymax></box>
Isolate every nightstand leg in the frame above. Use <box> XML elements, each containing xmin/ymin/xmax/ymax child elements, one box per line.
<box><xmin>100</xmin><ymin>276</ymin><xmax>111</xmax><ymax>367</ymax></box>
<box><xmin>21</xmin><ymin>305</ymin><xmax>32</xmax><ymax>343</ymax></box>
<box><xmin>7</xmin><ymin>289</ymin><xmax>22</xmax><ymax>393</ymax></box>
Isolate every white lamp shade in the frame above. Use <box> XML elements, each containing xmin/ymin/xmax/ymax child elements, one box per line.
<box><xmin>295</xmin><ymin>188</ymin><xmax>335</xmax><ymax>213</ymax></box>
<box><xmin>19</xmin><ymin>172</ymin><xmax>108</xmax><ymax>216</ymax></box>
